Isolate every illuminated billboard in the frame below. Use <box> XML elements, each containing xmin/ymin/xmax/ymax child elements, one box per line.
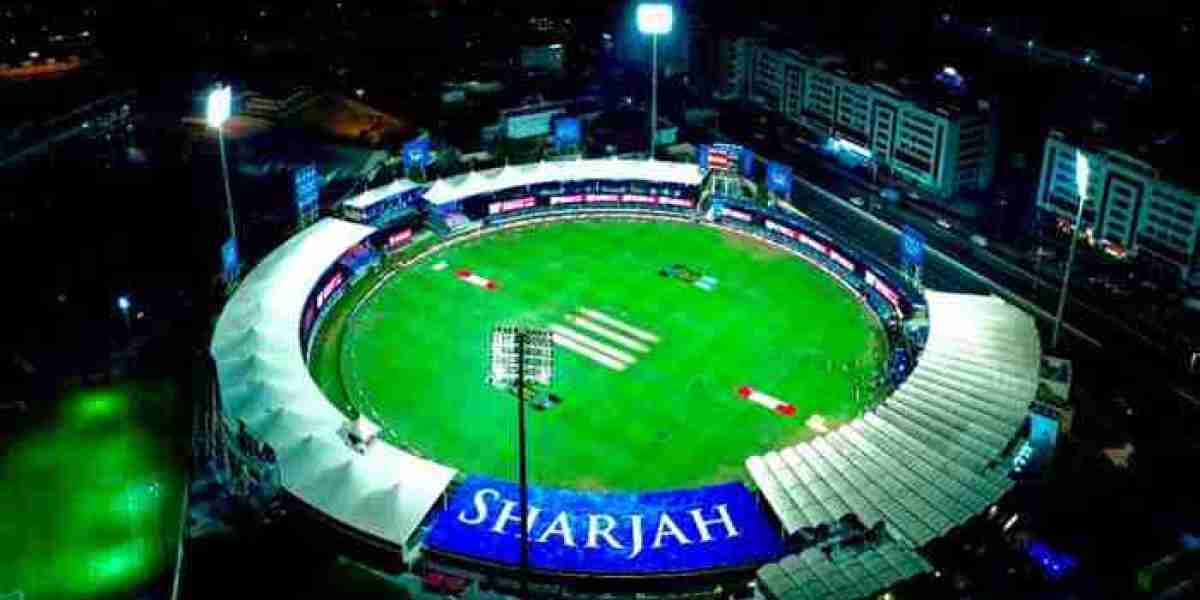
<box><xmin>553</xmin><ymin>116</ymin><xmax>582</xmax><ymax>150</ymax></box>
<box><xmin>426</xmin><ymin>477</ymin><xmax>782</xmax><ymax>574</ymax></box>
<box><xmin>766</xmin><ymin>161</ymin><xmax>793</xmax><ymax>198</ymax></box>
<box><xmin>505</xmin><ymin>106</ymin><xmax>567</xmax><ymax>140</ymax></box>
<box><xmin>293</xmin><ymin>163</ymin><xmax>321</xmax><ymax>226</ymax></box>
<box><xmin>221</xmin><ymin>236</ymin><xmax>240</xmax><ymax>290</ymax></box>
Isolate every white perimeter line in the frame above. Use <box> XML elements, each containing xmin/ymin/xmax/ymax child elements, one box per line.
<box><xmin>549</xmin><ymin>325</ymin><xmax>637</xmax><ymax>364</ymax></box>
<box><xmin>580</xmin><ymin>308</ymin><xmax>661</xmax><ymax>343</ymax></box>
<box><xmin>551</xmin><ymin>334</ymin><xmax>627</xmax><ymax>371</ymax></box>
<box><xmin>569</xmin><ymin>316</ymin><xmax>652</xmax><ymax>353</ymax></box>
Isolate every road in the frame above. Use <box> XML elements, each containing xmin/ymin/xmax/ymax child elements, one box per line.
<box><xmin>780</xmin><ymin>142</ymin><xmax>1178</xmax><ymax>353</ymax></box>
<box><xmin>707</xmin><ymin>123</ymin><xmax>1199</xmax><ymax>361</ymax></box>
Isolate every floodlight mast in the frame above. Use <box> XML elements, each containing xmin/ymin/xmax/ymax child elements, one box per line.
<box><xmin>1051</xmin><ymin>150</ymin><xmax>1088</xmax><ymax>349</ymax></box>
<box><xmin>207</xmin><ymin>85</ymin><xmax>238</xmax><ymax>272</ymax></box>
<box><xmin>516</xmin><ymin>330</ymin><xmax>530</xmax><ymax>600</ymax></box>
<box><xmin>637</xmin><ymin>4</ymin><xmax>673</xmax><ymax>160</ymax></box>
<box><xmin>489</xmin><ymin>326</ymin><xmax>553</xmax><ymax>599</ymax></box>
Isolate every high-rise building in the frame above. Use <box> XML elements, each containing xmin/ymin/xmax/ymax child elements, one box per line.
<box><xmin>1035</xmin><ymin>128</ymin><xmax>1200</xmax><ymax>281</ymax></box>
<box><xmin>520</xmin><ymin>44</ymin><xmax>566</xmax><ymax>77</ymax></box>
<box><xmin>716</xmin><ymin>36</ymin><xmax>759</xmax><ymax>100</ymax></box>
<box><xmin>720</xmin><ymin>38</ymin><xmax>998</xmax><ymax>203</ymax></box>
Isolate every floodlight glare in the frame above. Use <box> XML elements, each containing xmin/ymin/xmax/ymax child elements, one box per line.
<box><xmin>1074</xmin><ymin>150</ymin><xmax>1089</xmax><ymax>200</ymax></box>
<box><xmin>117</xmin><ymin>296</ymin><xmax>131</xmax><ymax>311</ymax></box>
<box><xmin>637</xmin><ymin>3</ymin><xmax>673</xmax><ymax>35</ymax></box>
<box><xmin>206</xmin><ymin>85</ymin><xmax>232</xmax><ymax>129</ymax></box>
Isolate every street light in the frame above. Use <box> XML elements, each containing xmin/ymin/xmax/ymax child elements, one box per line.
<box><xmin>637</xmin><ymin>3</ymin><xmax>673</xmax><ymax>160</ymax></box>
<box><xmin>1051</xmin><ymin>149</ymin><xmax>1089</xmax><ymax>348</ymax></box>
<box><xmin>207</xmin><ymin>85</ymin><xmax>238</xmax><ymax>266</ymax></box>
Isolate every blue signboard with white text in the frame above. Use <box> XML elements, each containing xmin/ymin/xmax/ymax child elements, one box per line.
<box><xmin>766</xmin><ymin>161</ymin><xmax>793</xmax><ymax>199</ymax></box>
<box><xmin>293</xmin><ymin>163</ymin><xmax>321</xmax><ymax>226</ymax></box>
<box><xmin>900</xmin><ymin>225</ymin><xmax>926</xmax><ymax>269</ymax></box>
<box><xmin>425</xmin><ymin>476</ymin><xmax>783</xmax><ymax>574</ymax></box>
<box><xmin>403</xmin><ymin>136</ymin><xmax>434</xmax><ymax>172</ymax></box>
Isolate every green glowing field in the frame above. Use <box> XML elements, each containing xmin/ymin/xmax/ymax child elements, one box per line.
<box><xmin>0</xmin><ymin>382</ymin><xmax>184</xmax><ymax>600</ymax></box>
<box><xmin>310</xmin><ymin>219</ymin><xmax>885</xmax><ymax>491</ymax></box>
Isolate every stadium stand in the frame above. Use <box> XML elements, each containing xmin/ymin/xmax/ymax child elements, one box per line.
<box><xmin>210</xmin><ymin>218</ymin><xmax>457</xmax><ymax>557</ymax></box>
<box><xmin>422</xmin><ymin>159</ymin><xmax>702</xmax><ymax>208</ymax></box>
<box><xmin>748</xmin><ymin>291</ymin><xmax>1039</xmax><ymax>598</ymax></box>
<box><xmin>756</xmin><ymin>539</ymin><xmax>932</xmax><ymax>600</ymax></box>
<box><xmin>213</xmin><ymin>157</ymin><xmax>1041</xmax><ymax>596</ymax></box>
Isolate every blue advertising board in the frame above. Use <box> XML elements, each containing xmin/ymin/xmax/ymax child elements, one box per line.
<box><xmin>221</xmin><ymin>236</ymin><xmax>240</xmax><ymax>289</ymax></box>
<box><xmin>900</xmin><ymin>225</ymin><xmax>926</xmax><ymax>269</ymax></box>
<box><xmin>740</xmin><ymin>146</ymin><xmax>756</xmax><ymax>178</ymax></box>
<box><xmin>403</xmin><ymin>136</ymin><xmax>435</xmax><ymax>172</ymax></box>
<box><xmin>426</xmin><ymin>477</ymin><xmax>783</xmax><ymax>574</ymax></box>
<box><xmin>293</xmin><ymin>163</ymin><xmax>321</xmax><ymax>225</ymax></box>
<box><xmin>553</xmin><ymin>116</ymin><xmax>582</xmax><ymax>151</ymax></box>
<box><xmin>1014</xmin><ymin>409</ymin><xmax>1059</xmax><ymax>478</ymax></box>
<box><xmin>766</xmin><ymin>161</ymin><xmax>793</xmax><ymax>198</ymax></box>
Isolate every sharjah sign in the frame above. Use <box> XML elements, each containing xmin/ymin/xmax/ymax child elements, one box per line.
<box><xmin>425</xmin><ymin>476</ymin><xmax>783</xmax><ymax>574</ymax></box>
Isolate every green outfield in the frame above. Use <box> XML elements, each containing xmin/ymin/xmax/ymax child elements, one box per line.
<box><xmin>310</xmin><ymin>218</ymin><xmax>886</xmax><ymax>491</ymax></box>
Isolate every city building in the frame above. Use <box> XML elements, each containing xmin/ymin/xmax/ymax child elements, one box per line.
<box><xmin>1035</xmin><ymin>127</ymin><xmax>1200</xmax><ymax>282</ymax></box>
<box><xmin>720</xmin><ymin>38</ymin><xmax>999</xmax><ymax>203</ymax></box>
<box><xmin>716</xmin><ymin>36</ymin><xmax>759</xmax><ymax>101</ymax></box>
<box><xmin>520</xmin><ymin>43</ymin><xmax>565</xmax><ymax>77</ymax></box>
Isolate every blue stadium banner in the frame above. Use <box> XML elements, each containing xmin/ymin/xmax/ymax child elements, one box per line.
<box><xmin>426</xmin><ymin>476</ymin><xmax>783</xmax><ymax>574</ymax></box>
<box><xmin>221</xmin><ymin>236</ymin><xmax>240</xmax><ymax>289</ymax></box>
<box><xmin>293</xmin><ymin>163</ymin><xmax>321</xmax><ymax>225</ymax></box>
<box><xmin>900</xmin><ymin>225</ymin><xmax>926</xmax><ymax>268</ymax></box>
<box><xmin>1014</xmin><ymin>408</ymin><xmax>1059</xmax><ymax>478</ymax></box>
<box><xmin>740</xmin><ymin>146</ymin><xmax>756</xmax><ymax>178</ymax></box>
<box><xmin>553</xmin><ymin>116</ymin><xmax>582</xmax><ymax>151</ymax></box>
<box><xmin>403</xmin><ymin>135</ymin><xmax>434</xmax><ymax>171</ymax></box>
<box><xmin>766</xmin><ymin>161</ymin><xmax>793</xmax><ymax>198</ymax></box>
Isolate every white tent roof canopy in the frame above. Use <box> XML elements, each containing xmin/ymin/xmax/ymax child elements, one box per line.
<box><xmin>210</xmin><ymin>218</ymin><xmax>456</xmax><ymax>550</ymax></box>
<box><xmin>423</xmin><ymin>158</ymin><xmax>703</xmax><ymax>206</ymax></box>
<box><xmin>343</xmin><ymin>178</ymin><xmax>425</xmax><ymax>210</ymax></box>
<box><xmin>747</xmin><ymin>291</ymin><xmax>1040</xmax><ymax>555</ymax></box>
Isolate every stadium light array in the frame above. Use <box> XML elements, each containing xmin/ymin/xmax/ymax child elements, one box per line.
<box><xmin>636</xmin><ymin>3</ymin><xmax>673</xmax><ymax>35</ymax></box>
<box><xmin>206</xmin><ymin>85</ymin><xmax>232</xmax><ymax>129</ymax></box>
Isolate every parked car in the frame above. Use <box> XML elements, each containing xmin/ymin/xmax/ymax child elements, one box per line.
<box><xmin>936</xmin><ymin>218</ymin><xmax>953</xmax><ymax>230</ymax></box>
<box><xmin>970</xmin><ymin>234</ymin><xmax>988</xmax><ymax>248</ymax></box>
<box><xmin>849</xmin><ymin>196</ymin><xmax>865</xmax><ymax>207</ymax></box>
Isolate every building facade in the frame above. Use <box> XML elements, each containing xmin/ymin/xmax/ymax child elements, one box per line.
<box><xmin>1035</xmin><ymin>129</ymin><xmax>1200</xmax><ymax>280</ymax></box>
<box><xmin>719</xmin><ymin>38</ymin><xmax>998</xmax><ymax>202</ymax></box>
<box><xmin>717</xmin><ymin>36</ymin><xmax>758</xmax><ymax>101</ymax></box>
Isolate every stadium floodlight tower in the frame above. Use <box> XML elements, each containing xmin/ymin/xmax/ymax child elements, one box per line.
<box><xmin>116</xmin><ymin>295</ymin><xmax>132</xmax><ymax>331</ymax></box>
<box><xmin>488</xmin><ymin>325</ymin><xmax>554</xmax><ymax>598</ymax></box>
<box><xmin>207</xmin><ymin>84</ymin><xmax>238</xmax><ymax>266</ymax></box>
<box><xmin>637</xmin><ymin>2</ymin><xmax>673</xmax><ymax>160</ymax></box>
<box><xmin>1052</xmin><ymin>149</ymin><xmax>1089</xmax><ymax>349</ymax></box>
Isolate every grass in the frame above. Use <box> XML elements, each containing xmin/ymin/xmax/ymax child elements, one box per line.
<box><xmin>0</xmin><ymin>380</ymin><xmax>185</xmax><ymax>600</ymax></box>
<box><xmin>310</xmin><ymin>218</ymin><xmax>884</xmax><ymax>492</ymax></box>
